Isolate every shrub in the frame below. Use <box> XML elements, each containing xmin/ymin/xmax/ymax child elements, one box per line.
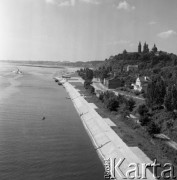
<box><xmin>119</xmin><ymin>103</ymin><xmax>130</xmax><ymax>118</ymax></box>
<box><xmin>106</xmin><ymin>97</ymin><xmax>119</xmax><ymax>111</ymax></box>
<box><xmin>165</xmin><ymin>119</ymin><xmax>174</xmax><ymax>130</ymax></box>
<box><xmin>146</xmin><ymin>121</ymin><xmax>161</xmax><ymax>136</ymax></box>
<box><xmin>84</xmin><ymin>80</ymin><xmax>91</xmax><ymax>89</ymax></box>
<box><xmin>98</xmin><ymin>92</ymin><xmax>104</xmax><ymax>102</ymax></box>
<box><xmin>117</xmin><ymin>94</ymin><xmax>126</xmax><ymax>104</ymax></box>
<box><xmin>142</xmin><ymin>93</ymin><xmax>147</xmax><ymax>98</ymax></box>
<box><xmin>139</xmin><ymin>115</ymin><xmax>151</xmax><ymax>126</ymax></box>
<box><xmin>90</xmin><ymin>86</ymin><xmax>95</xmax><ymax>94</ymax></box>
<box><xmin>103</xmin><ymin>91</ymin><xmax>116</xmax><ymax>105</ymax></box>
<box><xmin>134</xmin><ymin>91</ymin><xmax>141</xmax><ymax>96</ymax></box>
<box><xmin>126</xmin><ymin>98</ymin><xmax>136</xmax><ymax>112</ymax></box>
<box><xmin>138</xmin><ymin>104</ymin><xmax>149</xmax><ymax>116</ymax></box>
<box><xmin>104</xmin><ymin>91</ymin><xmax>115</xmax><ymax>99</ymax></box>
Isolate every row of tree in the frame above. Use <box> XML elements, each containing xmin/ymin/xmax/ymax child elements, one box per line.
<box><xmin>98</xmin><ymin>91</ymin><xmax>135</xmax><ymax>115</ymax></box>
<box><xmin>146</xmin><ymin>75</ymin><xmax>177</xmax><ymax>112</ymax></box>
<box><xmin>77</xmin><ymin>68</ymin><xmax>94</xmax><ymax>81</ymax></box>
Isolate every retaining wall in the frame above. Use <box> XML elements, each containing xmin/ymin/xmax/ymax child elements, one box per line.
<box><xmin>63</xmin><ymin>81</ymin><xmax>156</xmax><ymax>180</ymax></box>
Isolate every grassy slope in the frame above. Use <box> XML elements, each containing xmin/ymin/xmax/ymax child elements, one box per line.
<box><xmin>70</xmin><ymin>81</ymin><xmax>177</xmax><ymax>179</ymax></box>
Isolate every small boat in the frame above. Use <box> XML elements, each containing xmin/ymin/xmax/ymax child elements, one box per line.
<box><xmin>42</xmin><ymin>116</ymin><xmax>45</xmax><ymax>120</ymax></box>
<box><xmin>58</xmin><ymin>82</ymin><xmax>62</xmax><ymax>85</ymax></box>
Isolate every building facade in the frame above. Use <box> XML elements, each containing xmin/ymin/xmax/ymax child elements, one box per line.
<box><xmin>104</xmin><ymin>77</ymin><xmax>122</xmax><ymax>89</ymax></box>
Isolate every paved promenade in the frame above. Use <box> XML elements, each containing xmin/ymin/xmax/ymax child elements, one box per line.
<box><xmin>63</xmin><ymin>79</ymin><xmax>156</xmax><ymax>180</ymax></box>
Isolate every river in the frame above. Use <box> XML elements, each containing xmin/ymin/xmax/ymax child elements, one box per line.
<box><xmin>0</xmin><ymin>63</ymin><xmax>104</xmax><ymax>180</ymax></box>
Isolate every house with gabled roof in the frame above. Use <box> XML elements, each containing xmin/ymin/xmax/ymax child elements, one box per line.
<box><xmin>132</xmin><ymin>76</ymin><xmax>150</xmax><ymax>92</ymax></box>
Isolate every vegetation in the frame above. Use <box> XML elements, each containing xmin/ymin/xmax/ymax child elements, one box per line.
<box><xmin>75</xmin><ymin>43</ymin><xmax>177</xmax><ymax>174</ymax></box>
<box><xmin>77</xmin><ymin>68</ymin><xmax>93</xmax><ymax>81</ymax></box>
<box><xmin>77</xmin><ymin>43</ymin><xmax>177</xmax><ymax>139</ymax></box>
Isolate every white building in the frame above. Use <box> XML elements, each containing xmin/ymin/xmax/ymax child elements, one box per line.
<box><xmin>132</xmin><ymin>76</ymin><xmax>150</xmax><ymax>92</ymax></box>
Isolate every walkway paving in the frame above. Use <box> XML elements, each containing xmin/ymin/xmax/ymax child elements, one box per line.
<box><xmin>63</xmin><ymin>79</ymin><xmax>156</xmax><ymax>180</ymax></box>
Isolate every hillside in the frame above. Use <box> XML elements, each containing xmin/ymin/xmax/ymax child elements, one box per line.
<box><xmin>99</xmin><ymin>51</ymin><xmax>177</xmax><ymax>76</ymax></box>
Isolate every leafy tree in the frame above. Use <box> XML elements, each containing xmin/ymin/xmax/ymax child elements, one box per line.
<box><xmin>99</xmin><ymin>92</ymin><xmax>104</xmax><ymax>102</ymax></box>
<box><xmin>138</xmin><ymin>104</ymin><xmax>149</xmax><ymax>116</ymax></box>
<box><xmin>139</xmin><ymin>115</ymin><xmax>151</xmax><ymax>126</ymax></box>
<box><xmin>164</xmin><ymin>86</ymin><xmax>173</xmax><ymax>111</ymax></box>
<box><xmin>84</xmin><ymin>80</ymin><xmax>91</xmax><ymax>89</ymax></box>
<box><xmin>164</xmin><ymin>85</ymin><xmax>177</xmax><ymax>111</ymax></box>
<box><xmin>90</xmin><ymin>86</ymin><xmax>95</xmax><ymax>94</ymax></box>
<box><xmin>119</xmin><ymin>103</ymin><xmax>130</xmax><ymax>118</ymax></box>
<box><xmin>146</xmin><ymin>121</ymin><xmax>161</xmax><ymax>136</ymax></box>
<box><xmin>106</xmin><ymin>97</ymin><xmax>119</xmax><ymax>111</ymax></box>
<box><xmin>126</xmin><ymin>98</ymin><xmax>136</xmax><ymax>112</ymax></box>
<box><xmin>146</xmin><ymin>76</ymin><xmax>166</xmax><ymax>107</ymax></box>
<box><xmin>103</xmin><ymin>91</ymin><xmax>115</xmax><ymax>103</ymax></box>
<box><xmin>171</xmin><ymin>85</ymin><xmax>177</xmax><ymax>110</ymax></box>
<box><xmin>117</xmin><ymin>94</ymin><xmax>126</xmax><ymax>104</ymax></box>
<box><xmin>85</xmin><ymin>68</ymin><xmax>93</xmax><ymax>81</ymax></box>
<box><xmin>100</xmin><ymin>69</ymin><xmax>109</xmax><ymax>82</ymax></box>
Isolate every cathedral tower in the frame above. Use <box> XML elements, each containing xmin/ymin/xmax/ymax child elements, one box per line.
<box><xmin>138</xmin><ymin>42</ymin><xmax>142</xmax><ymax>53</ymax></box>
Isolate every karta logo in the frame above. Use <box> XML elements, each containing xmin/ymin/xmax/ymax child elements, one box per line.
<box><xmin>104</xmin><ymin>158</ymin><xmax>176</xmax><ymax>179</ymax></box>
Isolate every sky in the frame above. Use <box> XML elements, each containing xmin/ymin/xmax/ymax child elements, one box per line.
<box><xmin>0</xmin><ymin>0</ymin><xmax>177</xmax><ymax>61</ymax></box>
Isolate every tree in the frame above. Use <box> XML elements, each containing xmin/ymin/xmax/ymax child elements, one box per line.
<box><xmin>106</xmin><ymin>97</ymin><xmax>119</xmax><ymax>111</ymax></box>
<box><xmin>99</xmin><ymin>92</ymin><xmax>104</xmax><ymax>102</ymax></box>
<box><xmin>85</xmin><ymin>68</ymin><xmax>93</xmax><ymax>81</ymax></box>
<box><xmin>164</xmin><ymin>85</ymin><xmax>177</xmax><ymax>111</ymax></box>
<box><xmin>164</xmin><ymin>86</ymin><xmax>173</xmax><ymax>111</ymax></box>
<box><xmin>84</xmin><ymin>80</ymin><xmax>91</xmax><ymax>89</ymax></box>
<box><xmin>90</xmin><ymin>86</ymin><xmax>95</xmax><ymax>94</ymax></box>
<box><xmin>146</xmin><ymin>76</ymin><xmax>166</xmax><ymax>107</ymax></box>
<box><xmin>171</xmin><ymin>85</ymin><xmax>177</xmax><ymax>110</ymax></box>
<box><xmin>138</xmin><ymin>104</ymin><xmax>149</xmax><ymax>116</ymax></box>
<box><xmin>119</xmin><ymin>103</ymin><xmax>130</xmax><ymax>118</ymax></box>
<box><xmin>100</xmin><ymin>69</ymin><xmax>109</xmax><ymax>82</ymax></box>
<box><xmin>139</xmin><ymin>114</ymin><xmax>151</xmax><ymax>126</ymax></box>
<box><xmin>146</xmin><ymin>121</ymin><xmax>161</xmax><ymax>136</ymax></box>
<box><xmin>117</xmin><ymin>94</ymin><xmax>126</xmax><ymax>104</ymax></box>
<box><xmin>126</xmin><ymin>98</ymin><xmax>136</xmax><ymax>112</ymax></box>
<box><xmin>103</xmin><ymin>91</ymin><xmax>115</xmax><ymax>104</ymax></box>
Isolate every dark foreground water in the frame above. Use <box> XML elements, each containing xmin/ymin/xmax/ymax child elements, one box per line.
<box><xmin>0</xmin><ymin>64</ymin><xmax>104</xmax><ymax>180</ymax></box>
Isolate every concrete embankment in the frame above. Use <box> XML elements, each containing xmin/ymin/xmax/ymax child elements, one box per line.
<box><xmin>63</xmin><ymin>81</ymin><xmax>156</xmax><ymax>180</ymax></box>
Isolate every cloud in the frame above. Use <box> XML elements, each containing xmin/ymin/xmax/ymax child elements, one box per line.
<box><xmin>117</xmin><ymin>1</ymin><xmax>135</xmax><ymax>11</ymax></box>
<box><xmin>58</xmin><ymin>0</ymin><xmax>75</xmax><ymax>6</ymax></box>
<box><xmin>158</xmin><ymin>30</ymin><xmax>177</xmax><ymax>39</ymax></box>
<box><xmin>46</xmin><ymin>0</ymin><xmax>75</xmax><ymax>7</ymax></box>
<box><xmin>45</xmin><ymin>0</ymin><xmax>56</xmax><ymax>4</ymax></box>
<box><xmin>149</xmin><ymin>21</ymin><xmax>157</xmax><ymax>25</ymax></box>
<box><xmin>80</xmin><ymin>0</ymin><xmax>100</xmax><ymax>5</ymax></box>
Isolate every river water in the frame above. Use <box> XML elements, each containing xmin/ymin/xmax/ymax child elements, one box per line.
<box><xmin>0</xmin><ymin>63</ymin><xmax>104</xmax><ymax>180</ymax></box>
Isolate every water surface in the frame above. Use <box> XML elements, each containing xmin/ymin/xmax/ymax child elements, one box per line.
<box><xmin>0</xmin><ymin>63</ymin><xmax>104</xmax><ymax>180</ymax></box>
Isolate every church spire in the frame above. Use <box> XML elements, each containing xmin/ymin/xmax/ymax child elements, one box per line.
<box><xmin>138</xmin><ymin>42</ymin><xmax>141</xmax><ymax>53</ymax></box>
<box><xmin>143</xmin><ymin>42</ymin><xmax>146</xmax><ymax>53</ymax></box>
<box><xmin>152</xmin><ymin>44</ymin><xmax>158</xmax><ymax>53</ymax></box>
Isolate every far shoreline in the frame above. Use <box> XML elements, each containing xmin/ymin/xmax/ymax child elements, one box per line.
<box><xmin>17</xmin><ymin>64</ymin><xmax>65</xmax><ymax>69</ymax></box>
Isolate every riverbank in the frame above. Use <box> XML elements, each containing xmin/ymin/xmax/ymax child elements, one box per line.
<box><xmin>61</xmin><ymin>78</ymin><xmax>155</xmax><ymax>180</ymax></box>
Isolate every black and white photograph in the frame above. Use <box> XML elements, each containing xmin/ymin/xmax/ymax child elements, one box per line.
<box><xmin>0</xmin><ymin>0</ymin><xmax>177</xmax><ymax>179</ymax></box>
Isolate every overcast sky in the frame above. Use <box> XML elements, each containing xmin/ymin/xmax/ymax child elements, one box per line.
<box><xmin>0</xmin><ymin>0</ymin><xmax>177</xmax><ymax>61</ymax></box>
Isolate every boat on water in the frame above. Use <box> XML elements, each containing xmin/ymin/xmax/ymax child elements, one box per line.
<box><xmin>58</xmin><ymin>82</ymin><xmax>62</xmax><ymax>85</ymax></box>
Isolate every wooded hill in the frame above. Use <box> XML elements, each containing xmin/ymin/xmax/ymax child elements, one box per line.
<box><xmin>99</xmin><ymin>51</ymin><xmax>177</xmax><ymax>78</ymax></box>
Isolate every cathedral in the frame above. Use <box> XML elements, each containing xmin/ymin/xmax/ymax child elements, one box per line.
<box><xmin>138</xmin><ymin>42</ymin><xmax>158</xmax><ymax>53</ymax></box>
